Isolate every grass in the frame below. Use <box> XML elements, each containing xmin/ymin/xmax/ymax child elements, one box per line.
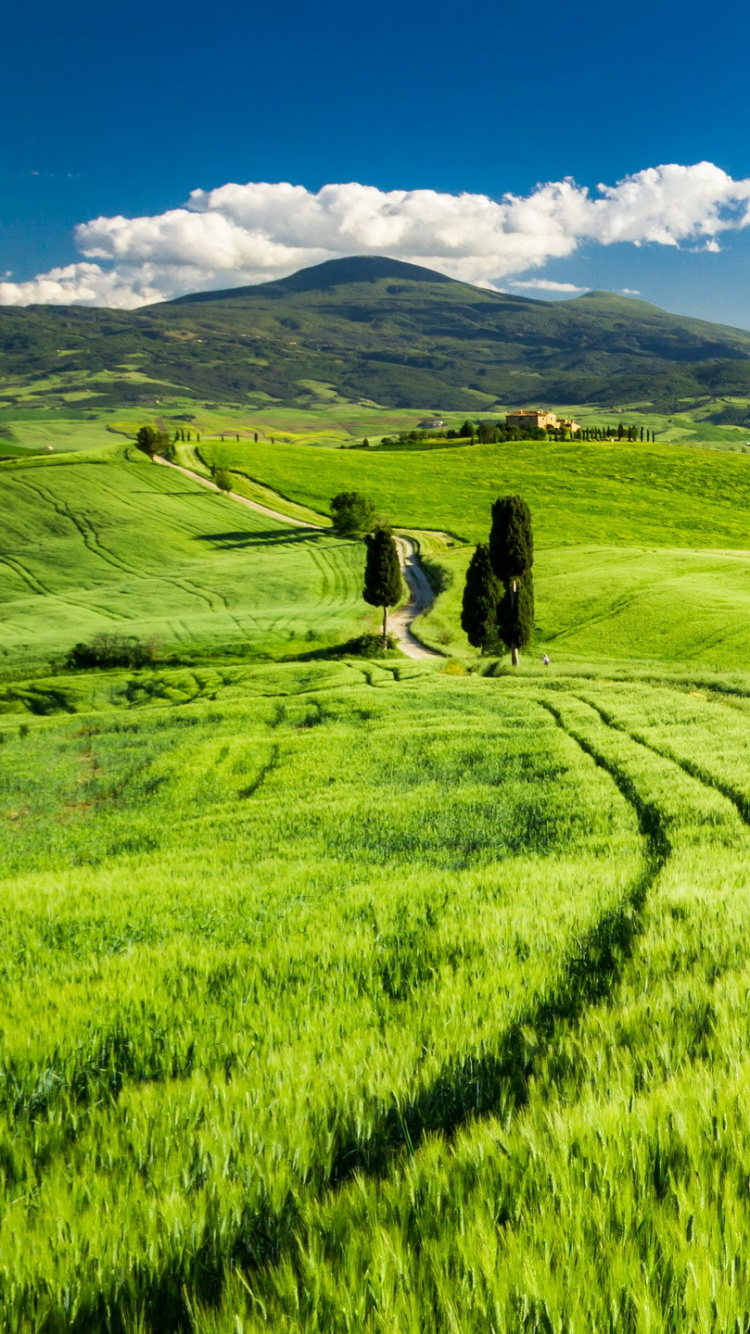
<box><xmin>197</xmin><ymin>433</ymin><xmax>750</xmax><ymax>670</ymax></box>
<box><xmin>7</xmin><ymin>393</ymin><xmax>750</xmax><ymax>1328</ymax></box>
<box><xmin>1</xmin><ymin>665</ymin><xmax>750</xmax><ymax>1329</ymax></box>
<box><xmin>205</xmin><ymin>680</ymin><xmax>750</xmax><ymax>1334</ymax></box>
<box><xmin>0</xmin><ymin>666</ymin><xmax>645</xmax><ymax>1331</ymax></box>
<box><xmin>201</xmin><ymin>434</ymin><xmax>750</xmax><ymax>547</ymax></box>
<box><xmin>0</xmin><ymin>447</ymin><xmax>370</xmax><ymax>677</ymax></box>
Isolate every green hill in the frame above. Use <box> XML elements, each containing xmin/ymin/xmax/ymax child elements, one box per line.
<box><xmin>0</xmin><ymin>448</ymin><xmax>368</xmax><ymax>679</ymax></box>
<box><xmin>4</xmin><ymin>255</ymin><xmax>750</xmax><ymax>410</ymax></box>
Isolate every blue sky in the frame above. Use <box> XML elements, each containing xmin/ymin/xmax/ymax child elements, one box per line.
<box><xmin>4</xmin><ymin>0</ymin><xmax>750</xmax><ymax>322</ymax></box>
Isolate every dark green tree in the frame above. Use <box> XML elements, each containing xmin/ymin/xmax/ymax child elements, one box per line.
<box><xmin>330</xmin><ymin>491</ymin><xmax>377</xmax><ymax>537</ymax></box>
<box><xmin>135</xmin><ymin>426</ymin><xmax>170</xmax><ymax>459</ymax></box>
<box><xmin>459</xmin><ymin>419</ymin><xmax>476</xmax><ymax>441</ymax></box>
<box><xmin>489</xmin><ymin>495</ymin><xmax>534</xmax><ymax>665</ymax></box>
<box><xmin>363</xmin><ymin>527</ymin><xmax>402</xmax><ymax>644</ymax></box>
<box><xmin>498</xmin><ymin>571</ymin><xmax>535</xmax><ymax>661</ymax></box>
<box><xmin>461</xmin><ymin>543</ymin><xmax>500</xmax><ymax>653</ymax></box>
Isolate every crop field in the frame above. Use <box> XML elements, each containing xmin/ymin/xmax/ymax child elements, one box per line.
<box><xmin>199</xmin><ymin>434</ymin><xmax>750</xmax><ymax>669</ymax></box>
<box><xmin>0</xmin><ymin>448</ymin><xmax>369</xmax><ymax>677</ymax></box>
<box><xmin>2</xmin><ymin>665</ymin><xmax>750</xmax><ymax>1330</ymax></box>
<box><xmin>6</xmin><ymin>399</ymin><xmax>750</xmax><ymax>1329</ymax></box>
<box><xmin>201</xmin><ymin>434</ymin><xmax>750</xmax><ymax>547</ymax></box>
<box><xmin>4</xmin><ymin>394</ymin><xmax>750</xmax><ymax>460</ymax></box>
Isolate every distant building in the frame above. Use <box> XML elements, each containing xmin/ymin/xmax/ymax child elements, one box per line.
<box><xmin>418</xmin><ymin>417</ymin><xmax>445</xmax><ymax>429</ymax></box>
<box><xmin>506</xmin><ymin>409</ymin><xmax>580</xmax><ymax>433</ymax></box>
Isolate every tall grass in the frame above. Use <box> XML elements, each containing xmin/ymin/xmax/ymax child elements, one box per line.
<box><xmin>0</xmin><ymin>671</ymin><xmax>644</xmax><ymax>1331</ymax></box>
<box><xmin>203</xmin><ymin>684</ymin><xmax>750</xmax><ymax>1334</ymax></box>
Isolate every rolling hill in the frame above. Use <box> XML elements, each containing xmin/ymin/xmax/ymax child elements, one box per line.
<box><xmin>4</xmin><ymin>256</ymin><xmax>750</xmax><ymax>410</ymax></box>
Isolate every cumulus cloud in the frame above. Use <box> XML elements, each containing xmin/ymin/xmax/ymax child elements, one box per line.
<box><xmin>621</xmin><ymin>288</ymin><xmax>642</xmax><ymax>295</ymax></box>
<box><xmin>3</xmin><ymin>161</ymin><xmax>750</xmax><ymax>308</ymax></box>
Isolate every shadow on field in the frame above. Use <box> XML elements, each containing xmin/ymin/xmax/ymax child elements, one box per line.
<box><xmin>193</xmin><ymin>529</ymin><xmax>322</xmax><ymax>548</ymax></box>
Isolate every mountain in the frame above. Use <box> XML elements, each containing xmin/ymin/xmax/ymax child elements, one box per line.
<box><xmin>3</xmin><ymin>255</ymin><xmax>750</xmax><ymax>411</ymax></box>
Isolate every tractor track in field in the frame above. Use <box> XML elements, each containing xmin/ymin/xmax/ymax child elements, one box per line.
<box><xmin>576</xmin><ymin>691</ymin><xmax>750</xmax><ymax>831</ymax></box>
<box><xmin>19</xmin><ymin>473</ymin><xmax>224</xmax><ymax>616</ymax></box>
<box><xmin>153</xmin><ymin>694</ymin><xmax>669</xmax><ymax>1294</ymax></box>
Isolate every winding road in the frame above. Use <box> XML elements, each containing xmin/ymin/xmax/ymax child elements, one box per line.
<box><xmin>155</xmin><ymin>456</ymin><xmax>441</xmax><ymax>658</ymax></box>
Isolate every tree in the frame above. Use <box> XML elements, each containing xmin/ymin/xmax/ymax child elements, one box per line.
<box><xmin>489</xmin><ymin>495</ymin><xmax>534</xmax><ymax>665</ymax></box>
<box><xmin>330</xmin><ymin>491</ymin><xmax>377</xmax><ymax>538</ymax></box>
<box><xmin>213</xmin><ymin>468</ymin><xmax>233</xmax><ymax>493</ymax></box>
<box><xmin>498</xmin><ymin>570</ymin><xmax>535</xmax><ymax>661</ymax></box>
<box><xmin>363</xmin><ymin>527</ymin><xmax>402</xmax><ymax>644</ymax></box>
<box><xmin>135</xmin><ymin>425</ymin><xmax>170</xmax><ymax>459</ymax></box>
<box><xmin>459</xmin><ymin>419</ymin><xmax>476</xmax><ymax>441</ymax></box>
<box><xmin>461</xmin><ymin>543</ymin><xmax>500</xmax><ymax>652</ymax></box>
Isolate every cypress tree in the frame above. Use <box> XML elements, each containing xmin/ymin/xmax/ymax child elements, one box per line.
<box><xmin>489</xmin><ymin>495</ymin><xmax>534</xmax><ymax>583</ymax></box>
<box><xmin>498</xmin><ymin>570</ymin><xmax>535</xmax><ymax>658</ymax></box>
<box><xmin>489</xmin><ymin>495</ymin><xmax>534</xmax><ymax>665</ymax></box>
<box><xmin>461</xmin><ymin>543</ymin><xmax>500</xmax><ymax>653</ymax></box>
<box><xmin>363</xmin><ymin>528</ymin><xmax>403</xmax><ymax>644</ymax></box>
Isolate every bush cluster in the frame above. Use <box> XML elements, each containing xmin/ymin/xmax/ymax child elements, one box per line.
<box><xmin>64</xmin><ymin>634</ymin><xmax>158</xmax><ymax>671</ymax></box>
<box><xmin>344</xmin><ymin>632</ymin><xmax>399</xmax><ymax>658</ymax></box>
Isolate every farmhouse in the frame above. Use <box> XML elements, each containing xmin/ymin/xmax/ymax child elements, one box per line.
<box><xmin>418</xmin><ymin>416</ymin><xmax>445</xmax><ymax>429</ymax></box>
<box><xmin>506</xmin><ymin>409</ymin><xmax>580</xmax><ymax>432</ymax></box>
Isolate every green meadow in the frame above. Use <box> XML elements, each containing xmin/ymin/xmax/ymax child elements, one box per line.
<box><xmin>0</xmin><ymin>447</ymin><xmax>369</xmax><ymax>678</ymax></box>
<box><xmin>6</xmin><ymin>409</ymin><xmax>750</xmax><ymax>1329</ymax></box>
<box><xmin>199</xmin><ymin>433</ymin><xmax>750</xmax><ymax>668</ymax></box>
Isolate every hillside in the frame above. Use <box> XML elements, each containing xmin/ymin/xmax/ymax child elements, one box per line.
<box><xmin>0</xmin><ymin>448</ymin><xmax>367</xmax><ymax>679</ymax></box>
<box><xmin>6</xmin><ymin>388</ymin><xmax>750</xmax><ymax>1330</ymax></box>
<box><xmin>4</xmin><ymin>255</ymin><xmax>750</xmax><ymax>410</ymax></box>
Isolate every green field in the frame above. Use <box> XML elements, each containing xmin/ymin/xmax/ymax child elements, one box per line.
<box><xmin>2</xmin><ymin>666</ymin><xmax>750</xmax><ymax>1330</ymax></box>
<box><xmin>6</xmin><ymin>396</ymin><xmax>750</xmax><ymax>1329</ymax></box>
<box><xmin>198</xmin><ymin>433</ymin><xmax>750</xmax><ymax>669</ymax></box>
<box><xmin>0</xmin><ymin>448</ymin><xmax>370</xmax><ymax>678</ymax></box>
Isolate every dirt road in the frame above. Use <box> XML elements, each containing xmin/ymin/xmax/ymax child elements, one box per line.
<box><xmin>392</xmin><ymin>538</ymin><xmax>441</xmax><ymax>659</ymax></box>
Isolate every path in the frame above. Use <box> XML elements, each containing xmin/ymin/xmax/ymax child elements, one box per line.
<box><xmin>154</xmin><ymin>456</ymin><xmax>441</xmax><ymax>658</ymax></box>
<box><xmin>154</xmin><ymin>456</ymin><xmax>320</xmax><ymax>528</ymax></box>
<box><xmin>392</xmin><ymin>537</ymin><xmax>441</xmax><ymax>659</ymax></box>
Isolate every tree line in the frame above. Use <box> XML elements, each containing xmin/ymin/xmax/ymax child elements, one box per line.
<box><xmin>378</xmin><ymin>419</ymin><xmax>658</xmax><ymax>446</ymax></box>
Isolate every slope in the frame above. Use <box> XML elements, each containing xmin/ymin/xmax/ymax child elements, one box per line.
<box><xmin>203</xmin><ymin>433</ymin><xmax>750</xmax><ymax>669</ymax></box>
<box><xmin>4</xmin><ymin>256</ymin><xmax>750</xmax><ymax>409</ymax></box>
<box><xmin>0</xmin><ymin>447</ymin><xmax>370</xmax><ymax>677</ymax></box>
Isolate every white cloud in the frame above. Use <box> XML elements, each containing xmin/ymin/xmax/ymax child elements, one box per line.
<box><xmin>2</xmin><ymin>161</ymin><xmax>750</xmax><ymax>308</ymax></box>
<box><xmin>509</xmin><ymin>278</ymin><xmax>586</xmax><ymax>292</ymax></box>
<box><xmin>621</xmin><ymin>288</ymin><xmax>641</xmax><ymax>295</ymax></box>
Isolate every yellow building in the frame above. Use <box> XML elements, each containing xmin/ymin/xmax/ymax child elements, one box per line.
<box><xmin>506</xmin><ymin>409</ymin><xmax>580</xmax><ymax>433</ymax></box>
<box><xmin>506</xmin><ymin>409</ymin><xmax>559</xmax><ymax>430</ymax></box>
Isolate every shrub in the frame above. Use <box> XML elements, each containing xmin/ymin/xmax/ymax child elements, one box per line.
<box><xmin>344</xmin><ymin>632</ymin><xmax>399</xmax><ymax>658</ymax></box>
<box><xmin>64</xmin><ymin>634</ymin><xmax>158</xmax><ymax>671</ymax></box>
<box><xmin>212</xmin><ymin>469</ymin><xmax>233</xmax><ymax>493</ymax></box>
<box><xmin>330</xmin><ymin>492</ymin><xmax>377</xmax><ymax>537</ymax></box>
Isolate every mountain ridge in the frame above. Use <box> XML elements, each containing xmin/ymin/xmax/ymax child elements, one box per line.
<box><xmin>3</xmin><ymin>255</ymin><xmax>750</xmax><ymax>411</ymax></box>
